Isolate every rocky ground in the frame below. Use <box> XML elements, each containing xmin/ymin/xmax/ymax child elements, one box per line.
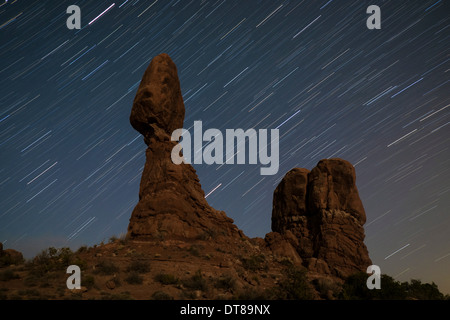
<box><xmin>0</xmin><ymin>235</ymin><xmax>343</xmax><ymax>300</ymax></box>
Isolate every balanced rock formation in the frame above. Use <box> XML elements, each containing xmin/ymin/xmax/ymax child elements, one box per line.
<box><xmin>127</xmin><ymin>53</ymin><xmax>243</xmax><ymax>241</ymax></box>
<box><xmin>126</xmin><ymin>53</ymin><xmax>371</xmax><ymax>281</ymax></box>
<box><xmin>266</xmin><ymin>159</ymin><xmax>372</xmax><ymax>278</ymax></box>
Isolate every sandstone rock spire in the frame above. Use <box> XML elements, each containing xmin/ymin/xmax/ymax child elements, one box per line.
<box><xmin>127</xmin><ymin>53</ymin><xmax>242</xmax><ymax>240</ymax></box>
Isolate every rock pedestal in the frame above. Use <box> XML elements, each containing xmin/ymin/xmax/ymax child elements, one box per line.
<box><xmin>127</xmin><ymin>54</ymin><xmax>242</xmax><ymax>241</ymax></box>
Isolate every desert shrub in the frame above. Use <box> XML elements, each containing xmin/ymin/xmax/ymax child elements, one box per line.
<box><xmin>403</xmin><ymin>279</ymin><xmax>444</xmax><ymax>300</ymax></box>
<box><xmin>339</xmin><ymin>272</ymin><xmax>373</xmax><ymax>300</ymax></box>
<box><xmin>375</xmin><ymin>275</ymin><xmax>407</xmax><ymax>299</ymax></box>
<box><xmin>71</xmin><ymin>256</ymin><xmax>87</xmax><ymax>270</ymax></box>
<box><xmin>109</xmin><ymin>235</ymin><xmax>118</xmax><ymax>243</ymax></box>
<box><xmin>83</xmin><ymin>274</ymin><xmax>96</xmax><ymax>289</ymax></box>
<box><xmin>111</xmin><ymin>276</ymin><xmax>121</xmax><ymax>287</ymax></box>
<box><xmin>118</xmin><ymin>234</ymin><xmax>128</xmax><ymax>245</ymax></box>
<box><xmin>313</xmin><ymin>278</ymin><xmax>342</xmax><ymax>299</ymax></box>
<box><xmin>0</xmin><ymin>269</ymin><xmax>20</xmax><ymax>281</ymax></box>
<box><xmin>54</xmin><ymin>247</ymin><xmax>72</xmax><ymax>265</ymax></box>
<box><xmin>180</xmin><ymin>290</ymin><xmax>197</xmax><ymax>299</ymax></box>
<box><xmin>337</xmin><ymin>273</ymin><xmax>446</xmax><ymax>300</ymax></box>
<box><xmin>76</xmin><ymin>245</ymin><xmax>89</xmax><ymax>254</ymax></box>
<box><xmin>279</xmin><ymin>257</ymin><xmax>294</xmax><ymax>267</ymax></box>
<box><xmin>339</xmin><ymin>273</ymin><xmax>407</xmax><ymax>300</ymax></box>
<box><xmin>38</xmin><ymin>275</ymin><xmax>52</xmax><ymax>288</ymax></box>
<box><xmin>23</xmin><ymin>274</ymin><xmax>39</xmax><ymax>287</ymax></box>
<box><xmin>188</xmin><ymin>245</ymin><xmax>202</xmax><ymax>257</ymax></box>
<box><xmin>126</xmin><ymin>260</ymin><xmax>150</xmax><ymax>274</ymax></box>
<box><xmin>215</xmin><ymin>274</ymin><xmax>236</xmax><ymax>290</ymax></box>
<box><xmin>151</xmin><ymin>291</ymin><xmax>173</xmax><ymax>300</ymax></box>
<box><xmin>18</xmin><ymin>289</ymin><xmax>41</xmax><ymax>298</ymax></box>
<box><xmin>94</xmin><ymin>260</ymin><xmax>119</xmax><ymax>275</ymax></box>
<box><xmin>154</xmin><ymin>273</ymin><xmax>179</xmax><ymax>285</ymax></box>
<box><xmin>240</xmin><ymin>254</ymin><xmax>267</xmax><ymax>271</ymax></box>
<box><xmin>29</xmin><ymin>247</ymin><xmax>83</xmax><ymax>276</ymax></box>
<box><xmin>276</xmin><ymin>266</ymin><xmax>313</xmax><ymax>300</ymax></box>
<box><xmin>25</xmin><ymin>271</ymin><xmax>58</xmax><ymax>289</ymax></box>
<box><xmin>125</xmin><ymin>272</ymin><xmax>143</xmax><ymax>285</ymax></box>
<box><xmin>182</xmin><ymin>270</ymin><xmax>207</xmax><ymax>291</ymax></box>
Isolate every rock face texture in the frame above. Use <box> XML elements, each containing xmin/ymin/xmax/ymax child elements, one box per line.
<box><xmin>127</xmin><ymin>53</ymin><xmax>242</xmax><ymax>241</ymax></box>
<box><xmin>266</xmin><ymin>159</ymin><xmax>372</xmax><ymax>278</ymax></box>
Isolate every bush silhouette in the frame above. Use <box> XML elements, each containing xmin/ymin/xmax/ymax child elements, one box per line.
<box><xmin>126</xmin><ymin>260</ymin><xmax>150</xmax><ymax>274</ymax></box>
<box><xmin>151</xmin><ymin>291</ymin><xmax>173</xmax><ymax>300</ymax></box>
<box><xmin>154</xmin><ymin>273</ymin><xmax>179</xmax><ymax>285</ymax></box>
<box><xmin>93</xmin><ymin>260</ymin><xmax>119</xmax><ymax>275</ymax></box>
<box><xmin>275</xmin><ymin>266</ymin><xmax>313</xmax><ymax>300</ymax></box>
<box><xmin>182</xmin><ymin>270</ymin><xmax>207</xmax><ymax>291</ymax></box>
<box><xmin>125</xmin><ymin>272</ymin><xmax>143</xmax><ymax>285</ymax></box>
<box><xmin>27</xmin><ymin>247</ymin><xmax>84</xmax><ymax>276</ymax></box>
<box><xmin>340</xmin><ymin>272</ymin><xmax>446</xmax><ymax>300</ymax></box>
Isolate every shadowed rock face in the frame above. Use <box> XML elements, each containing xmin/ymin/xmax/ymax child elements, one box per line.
<box><xmin>268</xmin><ymin>159</ymin><xmax>372</xmax><ymax>278</ymax></box>
<box><xmin>308</xmin><ymin>159</ymin><xmax>366</xmax><ymax>224</ymax></box>
<box><xmin>130</xmin><ymin>53</ymin><xmax>185</xmax><ymax>138</ymax></box>
<box><xmin>127</xmin><ymin>54</ymin><xmax>242</xmax><ymax>241</ymax></box>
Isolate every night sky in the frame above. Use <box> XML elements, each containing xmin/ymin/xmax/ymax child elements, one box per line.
<box><xmin>1</xmin><ymin>1</ymin><xmax>449</xmax><ymax>293</ymax></box>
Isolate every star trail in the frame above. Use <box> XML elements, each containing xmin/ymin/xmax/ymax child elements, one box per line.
<box><xmin>0</xmin><ymin>1</ymin><xmax>449</xmax><ymax>293</ymax></box>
